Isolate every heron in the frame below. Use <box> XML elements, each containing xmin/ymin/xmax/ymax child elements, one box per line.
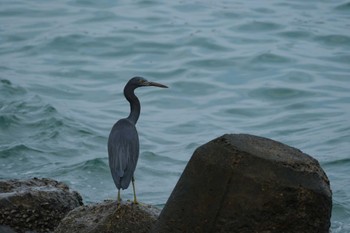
<box><xmin>108</xmin><ymin>77</ymin><xmax>168</xmax><ymax>204</ymax></box>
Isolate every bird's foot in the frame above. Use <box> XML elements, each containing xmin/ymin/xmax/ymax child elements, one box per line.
<box><xmin>132</xmin><ymin>201</ymin><xmax>147</xmax><ymax>207</ymax></box>
<box><xmin>126</xmin><ymin>199</ymin><xmax>142</xmax><ymax>206</ymax></box>
<box><xmin>132</xmin><ymin>200</ymin><xmax>139</xmax><ymax>205</ymax></box>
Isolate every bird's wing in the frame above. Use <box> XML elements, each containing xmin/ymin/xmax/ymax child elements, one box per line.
<box><xmin>108</xmin><ymin>119</ymin><xmax>139</xmax><ymax>190</ymax></box>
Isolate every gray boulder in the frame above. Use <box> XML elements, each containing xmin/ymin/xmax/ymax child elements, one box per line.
<box><xmin>153</xmin><ymin>134</ymin><xmax>332</xmax><ymax>233</ymax></box>
<box><xmin>54</xmin><ymin>200</ymin><xmax>160</xmax><ymax>233</ymax></box>
<box><xmin>0</xmin><ymin>177</ymin><xmax>83</xmax><ymax>233</ymax></box>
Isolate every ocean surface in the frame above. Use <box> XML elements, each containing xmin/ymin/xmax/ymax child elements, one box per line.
<box><xmin>1</xmin><ymin>0</ymin><xmax>349</xmax><ymax>231</ymax></box>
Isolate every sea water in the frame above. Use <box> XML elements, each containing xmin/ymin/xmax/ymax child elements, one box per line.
<box><xmin>1</xmin><ymin>0</ymin><xmax>349</xmax><ymax>231</ymax></box>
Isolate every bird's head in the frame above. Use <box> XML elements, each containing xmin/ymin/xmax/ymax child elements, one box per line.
<box><xmin>128</xmin><ymin>77</ymin><xmax>168</xmax><ymax>89</ymax></box>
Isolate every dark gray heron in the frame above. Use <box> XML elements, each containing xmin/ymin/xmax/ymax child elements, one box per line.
<box><xmin>108</xmin><ymin>77</ymin><xmax>168</xmax><ymax>204</ymax></box>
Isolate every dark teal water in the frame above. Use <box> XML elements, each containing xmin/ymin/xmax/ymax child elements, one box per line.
<box><xmin>1</xmin><ymin>0</ymin><xmax>350</xmax><ymax>231</ymax></box>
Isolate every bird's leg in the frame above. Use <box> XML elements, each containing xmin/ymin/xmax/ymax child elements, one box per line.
<box><xmin>117</xmin><ymin>189</ymin><xmax>121</xmax><ymax>204</ymax></box>
<box><xmin>131</xmin><ymin>176</ymin><xmax>138</xmax><ymax>204</ymax></box>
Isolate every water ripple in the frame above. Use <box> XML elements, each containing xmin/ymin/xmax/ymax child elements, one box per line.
<box><xmin>315</xmin><ymin>34</ymin><xmax>350</xmax><ymax>47</ymax></box>
<box><xmin>335</xmin><ymin>2</ymin><xmax>350</xmax><ymax>11</ymax></box>
<box><xmin>249</xmin><ymin>87</ymin><xmax>316</xmax><ymax>101</ymax></box>
<box><xmin>237</xmin><ymin>21</ymin><xmax>283</xmax><ymax>32</ymax></box>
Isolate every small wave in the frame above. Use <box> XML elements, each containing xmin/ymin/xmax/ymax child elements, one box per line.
<box><xmin>334</xmin><ymin>2</ymin><xmax>350</xmax><ymax>11</ymax></box>
<box><xmin>183</xmin><ymin>36</ymin><xmax>228</xmax><ymax>52</ymax></box>
<box><xmin>44</xmin><ymin>34</ymin><xmax>102</xmax><ymax>55</ymax></box>
<box><xmin>0</xmin><ymin>143</ymin><xmax>44</xmax><ymax>158</ymax></box>
<box><xmin>251</xmin><ymin>52</ymin><xmax>293</xmax><ymax>65</ymax></box>
<box><xmin>142</xmin><ymin>151</ymin><xmax>184</xmax><ymax>165</ymax></box>
<box><xmin>331</xmin><ymin>221</ymin><xmax>350</xmax><ymax>233</ymax></box>
<box><xmin>79</xmin><ymin>158</ymin><xmax>108</xmax><ymax>171</ymax></box>
<box><xmin>323</xmin><ymin>158</ymin><xmax>350</xmax><ymax>167</ymax></box>
<box><xmin>0</xmin><ymin>114</ymin><xmax>21</xmax><ymax>129</ymax></box>
<box><xmin>248</xmin><ymin>87</ymin><xmax>313</xmax><ymax>101</ymax></box>
<box><xmin>81</xmin><ymin>158</ymin><xmax>108</xmax><ymax>172</ymax></box>
<box><xmin>319</xmin><ymin>54</ymin><xmax>350</xmax><ymax>65</ymax></box>
<box><xmin>278</xmin><ymin>30</ymin><xmax>313</xmax><ymax>40</ymax></box>
<box><xmin>282</xmin><ymin>71</ymin><xmax>314</xmax><ymax>83</ymax></box>
<box><xmin>1</xmin><ymin>94</ymin><xmax>62</xmax><ymax>132</ymax></box>
<box><xmin>68</xmin><ymin>0</ymin><xmax>118</xmax><ymax>8</ymax></box>
<box><xmin>237</xmin><ymin>21</ymin><xmax>283</xmax><ymax>32</ymax></box>
<box><xmin>54</xmin><ymin>158</ymin><xmax>108</xmax><ymax>176</ymax></box>
<box><xmin>0</xmin><ymin>79</ymin><xmax>27</xmax><ymax>98</ymax></box>
<box><xmin>138</xmin><ymin>164</ymin><xmax>183</xmax><ymax>177</ymax></box>
<box><xmin>314</xmin><ymin>34</ymin><xmax>350</xmax><ymax>47</ymax></box>
<box><xmin>225</xmin><ymin>107</ymin><xmax>269</xmax><ymax>118</ymax></box>
<box><xmin>185</xmin><ymin>58</ymin><xmax>235</xmax><ymax>69</ymax></box>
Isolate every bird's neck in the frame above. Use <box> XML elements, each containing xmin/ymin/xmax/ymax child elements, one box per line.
<box><xmin>124</xmin><ymin>85</ymin><xmax>140</xmax><ymax>124</ymax></box>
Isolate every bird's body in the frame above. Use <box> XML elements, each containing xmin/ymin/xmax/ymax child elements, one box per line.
<box><xmin>108</xmin><ymin>77</ymin><xmax>167</xmax><ymax>204</ymax></box>
<box><xmin>108</xmin><ymin>118</ymin><xmax>139</xmax><ymax>190</ymax></box>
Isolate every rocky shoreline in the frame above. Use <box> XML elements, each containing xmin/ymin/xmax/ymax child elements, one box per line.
<box><xmin>0</xmin><ymin>134</ymin><xmax>332</xmax><ymax>233</ymax></box>
<box><xmin>55</xmin><ymin>200</ymin><xmax>160</xmax><ymax>233</ymax></box>
<box><xmin>0</xmin><ymin>178</ymin><xmax>159</xmax><ymax>233</ymax></box>
<box><xmin>0</xmin><ymin>178</ymin><xmax>83</xmax><ymax>233</ymax></box>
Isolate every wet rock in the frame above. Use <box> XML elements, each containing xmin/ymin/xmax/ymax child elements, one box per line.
<box><xmin>0</xmin><ymin>177</ymin><xmax>83</xmax><ymax>233</ymax></box>
<box><xmin>54</xmin><ymin>200</ymin><xmax>160</xmax><ymax>233</ymax></box>
<box><xmin>153</xmin><ymin>134</ymin><xmax>332</xmax><ymax>233</ymax></box>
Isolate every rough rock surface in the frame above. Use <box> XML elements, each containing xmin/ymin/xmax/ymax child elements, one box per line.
<box><xmin>54</xmin><ymin>200</ymin><xmax>160</xmax><ymax>233</ymax></box>
<box><xmin>0</xmin><ymin>177</ymin><xmax>83</xmax><ymax>233</ymax></box>
<box><xmin>153</xmin><ymin>134</ymin><xmax>332</xmax><ymax>233</ymax></box>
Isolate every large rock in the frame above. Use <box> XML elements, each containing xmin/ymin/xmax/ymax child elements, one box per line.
<box><xmin>0</xmin><ymin>178</ymin><xmax>83</xmax><ymax>233</ymax></box>
<box><xmin>153</xmin><ymin>134</ymin><xmax>332</xmax><ymax>233</ymax></box>
<box><xmin>54</xmin><ymin>200</ymin><xmax>160</xmax><ymax>233</ymax></box>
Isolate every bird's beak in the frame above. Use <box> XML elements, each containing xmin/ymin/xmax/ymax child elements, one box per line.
<box><xmin>147</xmin><ymin>81</ymin><xmax>168</xmax><ymax>88</ymax></box>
